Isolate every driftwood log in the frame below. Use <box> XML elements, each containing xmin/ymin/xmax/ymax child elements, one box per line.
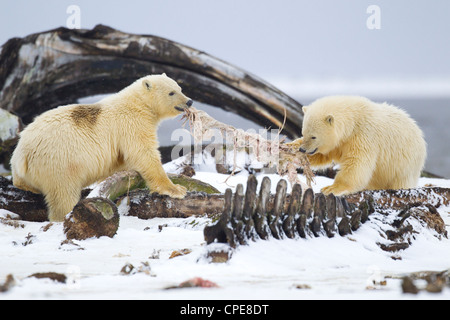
<box><xmin>118</xmin><ymin>190</ymin><xmax>225</xmax><ymax>220</ymax></box>
<box><xmin>92</xmin><ymin>170</ymin><xmax>224</xmax><ymax>219</ymax></box>
<box><xmin>345</xmin><ymin>187</ymin><xmax>450</xmax><ymax>210</ymax></box>
<box><xmin>0</xmin><ymin>172</ymin><xmax>221</xmax><ymax>221</ymax></box>
<box><xmin>0</xmin><ymin>176</ymin><xmax>47</xmax><ymax>221</ymax></box>
<box><xmin>89</xmin><ymin>170</ymin><xmax>220</xmax><ymax>201</ymax></box>
<box><xmin>63</xmin><ymin>197</ymin><xmax>119</xmax><ymax>240</ymax></box>
<box><xmin>0</xmin><ymin>24</ymin><xmax>303</xmax><ymax>139</ymax></box>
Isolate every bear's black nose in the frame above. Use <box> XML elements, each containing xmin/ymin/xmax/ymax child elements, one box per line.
<box><xmin>299</xmin><ymin>148</ymin><xmax>306</xmax><ymax>153</ymax></box>
<box><xmin>186</xmin><ymin>100</ymin><xmax>193</xmax><ymax>107</ymax></box>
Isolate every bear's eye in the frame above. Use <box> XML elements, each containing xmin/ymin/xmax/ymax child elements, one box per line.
<box><xmin>311</xmin><ymin>136</ymin><xmax>316</xmax><ymax>140</ymax></box>
<box><xmin>169</xmin><ymin>91</ymin><xmax>175</xmax><ymax>96</ymax></box>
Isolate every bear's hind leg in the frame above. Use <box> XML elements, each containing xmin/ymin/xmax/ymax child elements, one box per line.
<box><xmin>12</xmin><ymin>175</ymin><xmax>41</xmax><ymax>194</ymax></box>
<box><xmin>389</xmin><ymin>174</ymin><xmax>420</xmax><ymax>190</ymax></box>
<box><xmin>44</xmin><ymin>186</ymin><xmax>81</xmax><ymax>222</ymax></box>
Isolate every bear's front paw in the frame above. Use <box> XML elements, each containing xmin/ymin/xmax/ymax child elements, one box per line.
<box><xmin>321</xmin><ymin>184</ymin><xmax>350</xmax><ymax>196</ymax></box>
<box><xmin>284</xmin><ymin>138</ymin><xmax>304</xmax><ymax>151</ymax></box>
<box><xmin>161</xmin><ymin>184</ymin><xmax>187</xmax><ymax>199</ymax></box>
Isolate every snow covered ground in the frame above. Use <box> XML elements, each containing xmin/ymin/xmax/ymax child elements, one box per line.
<box><xmin>1</xmin><ymin>163</ymin><xmax>449</xmax><ymax>300</ymax></box>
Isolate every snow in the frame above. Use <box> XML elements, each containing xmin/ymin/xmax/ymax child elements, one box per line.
<box><xmin>1</xmin><ymin>160</ymin><xmax>449</xmax><ymax>300</ymax></box>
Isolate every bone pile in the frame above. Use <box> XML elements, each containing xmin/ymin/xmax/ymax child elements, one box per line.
<box><xmin>182</xmin><ymin>106</ymin><xmax>315</xmax><ymax>189</ymax></box>
<box><xmin>204</xmin><ymin>175</ymin><xmax>374</xmax><ymax>248</ymax></box>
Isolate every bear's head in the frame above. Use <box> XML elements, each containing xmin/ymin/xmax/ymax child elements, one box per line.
<box><xmin>299</xmin><ymin>96</ymin><xmax>355</xmax><ymax>155</ymax></box>
<box><xmin>140</xmin><ymin>74</ymin><xmax>193</xmax><ymax>119</ymax></box>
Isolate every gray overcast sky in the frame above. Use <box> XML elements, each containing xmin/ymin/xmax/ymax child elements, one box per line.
<box><xmin>1</xmin><ymin>0</ymin><xmax>450</xmax><ymax>80</ymax></box>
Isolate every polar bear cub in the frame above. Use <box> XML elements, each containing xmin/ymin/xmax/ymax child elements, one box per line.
<box><xmin>11</xmin><ymin>74</ymin><xmax>193</xmax><ymax>221</ymax></box>
<box><xmin>289</xmin><ymin>96</ymin><xmax>426</xmax><ymax>196</ymax></box>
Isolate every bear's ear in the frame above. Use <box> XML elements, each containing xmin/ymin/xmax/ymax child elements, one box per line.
<box><xmin>143</xmin><ymin>80</ymin><xmax>152</xmax><ymax>91</ymax></box>
<box><xmin>325</xmin><ymin>115</ymin><xmax>334</xmax><ymax>125</ymax></box>
<box><xmin>302</xmin><ymin>106</ymin><xmax>308</xmax><ymax>114</ymax></box>
<box><xmin>162</xmin><ymin>73</ymin><xmax>167</xmax><ymax>77</ymax></box>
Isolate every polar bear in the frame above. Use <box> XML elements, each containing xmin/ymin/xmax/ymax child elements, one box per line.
<box><xmin>11</xmin><ymin>74</ymin><xmax>192</xmax><ymax>221</ymax></box>
<box><xmin>288</xmin><ymin>96</ymin><xmax>426</xmax><ymax>196</ymax></box>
